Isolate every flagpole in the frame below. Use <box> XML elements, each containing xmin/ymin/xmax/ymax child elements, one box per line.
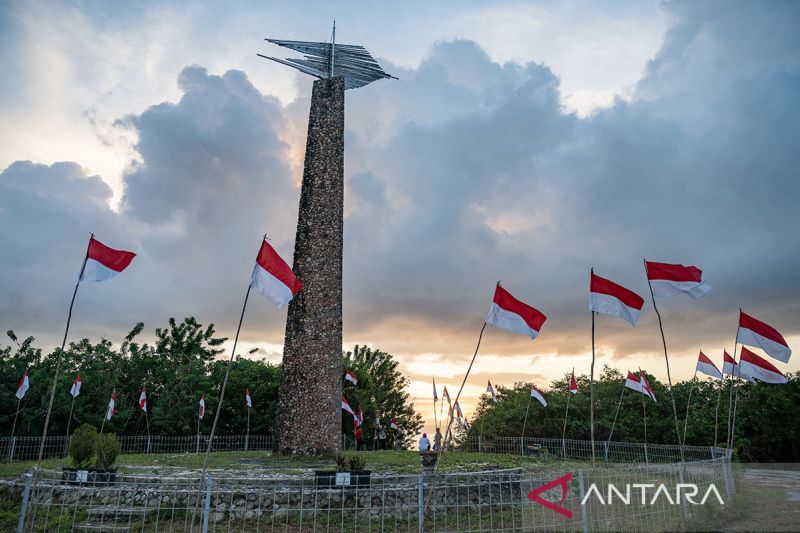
<box><xmin>521</xmin><ymin>389</ymin><xmax>532</xmax><ymax>440</ymax></box>
<box><xmin>730</xmin><ymin>368</ymin><xmax>742</xmax><ymax>451</ymax></box>
<box><xmin>246</xmin><ymin>406</ymin><xmax>251</xmax><ymax>451</ymax></box>
<box><xmin>196</xmin><ymin>407</ymin><xmax>201</xmax><ymax>454</ymax></box>
<box><xmin>561</xmin><ymin>390</ymin><xmax>572</xmax><ymax>460</ymax></box>
<box><xmin>589</xmin><ymin>270</ymin><xmax>597</xmax><ymax>464</ymax></box>
<box><xmin>35</xmin><ymin>234</ymin><xmax>92</xmax><ymax>468</ymax></box>
<box><xmin>144</xmin><ymin>410</ymin><xmax>151</xmax><ymax>454</ymax></box>
<box><xmin>641</xmin><ymin>392</ymin><xmax>649</xmax><ymax>463</ymax></box>
<box><xmin>65</xmin><ymin>394</ymin><xmax>76</xmax><ymax>454</ymax></box>
<box><xmin>10</xmin><ymin>397</ymin><xmax>21</xmax><ymax>457</ymax></box>
<box><xmin>713</xmin><ymin>377</ymin><xmax>723</xmax><ymax>447</ymax></box>
<box><xmin>433</xmin><ymin>395</ymin><xmax>438</xmax><ymax>436</ymax></box>
<box><xmin>681</xmin><ymin>367</ymin><xmax>698</xmax><ymax>446</ymax></box>
<box><xmin>607</xmin><ymin>383</ymin><xmax>627</xmax><ymax>446</ymax></box>
<box><xmin>726</xmin><ymin>309</ymin><xmax>741</xmax><ymax>451</ymax></box>
<box><xmin>643</xmin><ymin>259</ymin><xmax>685</xmax><ymax>462</ymax></box>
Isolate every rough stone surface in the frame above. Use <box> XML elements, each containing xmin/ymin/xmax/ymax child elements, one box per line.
<box><xmin>275</xmin><ymin>77</ymin><xmax>345</xmax><ymax>456</ymax></box>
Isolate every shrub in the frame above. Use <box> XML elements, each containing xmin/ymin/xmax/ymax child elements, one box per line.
<box><xmin>93</xmin><ymin>433</ymin><xmax>121</xmax><ymax>470</ymax></box>
<box><xmin>68</xmin><ymin>424</ymin><xmax>97</xmax><ymax>468</ymax></box>
<box><xmin>348</xmin><ymin>455</ymin><xmax>367</xmax><ymax>471</ymax></box>
<box><xmin>335</xmin><ymin>453</ymin><xmax>347</xmax><ymax>472</ymax></box>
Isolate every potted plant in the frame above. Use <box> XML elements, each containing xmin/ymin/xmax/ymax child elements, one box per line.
<box><xmin>89</xmin><ymin>432</ymin><xmax>121</xmax><ymax>483</ymax></box>
<box><xmin>314</xmin><ymin>454</ymin><xmax>371</xmax><ymax>487</ymax></box>
<box><xmin>314</xmin><ymin>453</ymin><xmax>345</xmax><ymax>488</ymax></box>
<box><xmin>347</xmin><ymin>455</ymin><xmax>371</xmax><ymax>486</ymax></box>
<box><xmin>62</xmin><ymin>424</ymin><xmax>97</xmax><ymax>484</ymax></box>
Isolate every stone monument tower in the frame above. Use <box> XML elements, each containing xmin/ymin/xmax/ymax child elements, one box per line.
<box><xmin>259</xmin><ymin>25</ymin><xmax>395</xmax><ymax>455</ymax></box>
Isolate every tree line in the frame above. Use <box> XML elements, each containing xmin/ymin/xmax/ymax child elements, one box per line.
<box><xmin>1</xmin><ymin>318</ymin><xmax>422</xmax><ymax>446</ymax></box>
<box><xmin>468</xmin><ymin>366</ymin><xmax>800</xmax><ymax>462</ymax></box>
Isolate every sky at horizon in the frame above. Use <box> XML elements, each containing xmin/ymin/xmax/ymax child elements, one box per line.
<box><xmin>1</xmin><ymin>0</ymin><xmax>799</xmax><ymax>434</ymax></box>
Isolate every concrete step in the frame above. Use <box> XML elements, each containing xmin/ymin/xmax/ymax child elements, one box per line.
<box><xmin>74</xmin><ymin>525</ymin><xmax>130</xmax><ymax>532</ymax></box>
<box><xmin>85</xmin><ymin>505</ymin><xmax>156</xmax><ymax>520</ymax></box>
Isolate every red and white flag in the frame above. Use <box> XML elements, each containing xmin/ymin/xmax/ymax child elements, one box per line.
<box><xmin>569</xmin><ymin>369</ymin><xmax>578</xmax><ymax>395</ymax></box>
<box><xmin>739</xmin><ymin>347</ymin><xmax>787</xmax><ymax>384</ymax></box>
<box><xmin>341</xmin><ymin>396</ymin><xmax>354</xmax><ymax>416</ymax></box>
<box><xmin>530</xmin><ymin>384</ymin><xmax>547</xmax><ymax>407</ymax></box>
<box><xmin>486</xmin><ymin>380</ymin><xmax>497</xmax><ymax>402</ymax></box>
<box><xmin>79</xmin><ymin>237</ymin><xmax>136</xmax><ymax>283</ymax></box>
<box><xmin>344</xmin><ymin>370</ymin><xmax>358</xmax><ymax>385</ymax></box>
<box><xmin>454</xmin><ymin>400</ymin><xmax>463</xmax><ymax>418</ymax></box>
<box><xmin>198</xmin><ymin>394</ymin><xmax>205</xmax><ymax>419</ymax></box>
<box><xmin>356</xmin><ymin>408</ymin><xmax>364</xmax><ymax>427</ymax></box>
<box><xmin>106</xmin><ymin>391</ymin><xmax>117</xmax><ymax>420</ymax></box>
<box><xmin>624</xmin><ymin>371</ymin><xmax>643</xmax><ymax>393</ymax></box>
<box><xmin>15</xmin><ymin>370</ymin><xmax>30</xmax><ymax>400</ymax></box>
<box><xmin>250</xmin><ymin>239</ymin><xmax>302</xmax><ymax>309</ymax></box>
<box><xmin>70</xmin><ymin>374</ymin><xmax>82</xmax><ymax>398</ymax></box>
<box><xmin>442</xmin><ymin>386</ymin><xmax>451</xmax><ymax>404</ymax></box>
<box><xmin>485</xmin><ymin>284</ymin><xmax>547</xmax><ymax>340</ymax></box>
<box><xmin>432</xmin><ymin>378</ymin><xmax>438</xmax><ymax>402</ymax></box>
<box><xmin>722</xmin><ymin>351</ymin><xmax>738</xmax><ymax>377</ymax></box>
<box><xmin>390</xmin><ymin>418</ymin><xmax>399</xmax><ymax>430</ymax></box>
<box><xmin>245</xmin><ymin>388</ymin><xmax>252</xmax><ymax>408</ymax></box>
<box><xmin>645</xmin><ymin>261</ymin><xmax>711</xmax><ymax>299</ymax></box>
<box><xmin>639</xmin><ymin>372</ymin><xmax>656</xmax><ymax>402</ymax></box>
<box><xmin>590</xmin><ymin>272</ymin><xmax>644</xmax><ymax>327</ymax></box>
<box><xmin>737</xmin><ymin>311</ymin><xmax>792</xmax><ymax>363</ymax></box>
<box><xmin>139</xmin><ymin>386</ymin><xmax>147</xmax><ymax>412</ymax></box>
<box><xmin>696</xmin><ymin>352</ymin><xmax>722</xmax><ymax>380</ymax></box>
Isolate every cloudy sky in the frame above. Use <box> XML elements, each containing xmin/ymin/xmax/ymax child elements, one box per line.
<box><xmin>1</xmin><ymin>0</ymin><xmax>798</xmax><ymax>432</ymax></box>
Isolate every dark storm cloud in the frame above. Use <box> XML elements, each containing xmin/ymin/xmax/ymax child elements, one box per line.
<box><xmin>1</xmin><ymin>1</ymin><xmax>798</xmax><ymax>366</ymax></box>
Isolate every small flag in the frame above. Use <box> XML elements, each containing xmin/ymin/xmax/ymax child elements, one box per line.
<box><xmin>106</xmin><ymin>391</ymin><xmax>117</xmax><ymax>420</ymax></box>
<box><xmin>590</xmin><ymin>272</ymin><xmax>644</xmax><ymax>327</ymax></box>
<box><xmin>139</xmin><ymin>386</ymin><xmax>147</xmax><ymax>412</ymax></box>
<box><xmin>245</xmin><ymin>388</ymin><xmax>252</xmax><ymax>408</ymax></box>
<box><xmin>645</xmin><ymin>261</ymin><xmax>711</xmax><ymax>299</ymax></box>
<box><xmin>443</xmin><ymin>386</ymin><xmax>451</xmax><ymax>404</ymax></box>
<box><xmin>639</xmin><ymin>371</ymin><xmax>656</xmax><ymax>402</ymax></box>
<box><xmin>15</xmin><ymin>370</ymin><xmax>30</xmax><ymax>400</ymax></box>
<box><xmin>696</xmin><ymin>352</ymin><xmax>722</xmax><ymax>380</ymax></box>
<box><xmin>739</xmin><ymin>347</ymin><xmax>787</xmax><ymax>384</ymax></box>
<box><xmin>250</xmin><ymin>239</ymin><xmax>302</xmax><ymax>308</ymax></box>
<box><xmin>485</xmin><ymin>283</ymin><xmax>547</xmax><ymax>340</ymax></box>
<box><xmin>70</xmin><ymin>374</ymin><xmax>82</xmax><ymax>398</ymax></box>
<box><xmin>198</xmin><ymin>394</ymin><xmax>205</xmax><ymax>419</ymax></box>
<box><xmin>463</xmin><ymin>417</ymin><xmax>471</xmax><ymax>430</ymax></box>
<box><xmin>356</xmin><ymin>407</ymin><xmax>364</xmax><ymax>427</ymax></box>
<box><xmin>530</xmin><ymin>384</ymin><xmax>547</xmax><ymax>407</ymax></box>
<box><xmin>79</xmin><ymin>237</ymin><xmax>136</xmax><ymax>283</ymax></box>
<box><xmin>375</xmin><ymin>416</ymin><xmax>382</xmax><ymax>428</ymax></box>
<box><xmin>344</xmin><ymin>370</ymin><xmax>358</xmax><ymax>385</ymax></box>
<box><xmin>722</xmin><ymin>351</ymin><xmax>738</xmax><ymax>377</ymax></box>
<box><xmin>390</xmin><ymin>418</ymin><xmax>399</xmax><ymax>430</ymax></box>
<box><xmin>737</xmin><ymin>311</ymin><xmax>792</xmax><ymax>363</ymax></box>
<box><xmin>341</xmin><ymin>396</ymin><xmax>354</xmax><ymax>416</ymax></box>
<box><xmin>624</xmin><ymin>371</ymin><xmax>644</xmax><ymax>393</ymax></box>
<box><xmin>569</xmin><ymin>369</ymin><xmax>577</xmax><ymax>395</ymax></box>
<box><xmin>486</xmin><ymin>380</ymin><xmax>497</xmax><ymax>402</ymax></box>
<box><xmin>454</xmin><ymin>400</ymin><xmax>463</xmax><ymax>418</ymax></box>
<box><xmin>432</xmin><ymin>378</ymin><xmax>438</xmax><ymax>402</ymax></box>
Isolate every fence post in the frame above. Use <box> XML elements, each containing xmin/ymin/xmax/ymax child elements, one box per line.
<box><xmin>9</xmin><ymin>436</ymin><xmax>16</xmax><ymax>462</ymax></box>
<box><xmin>16</xmin><ymin>469</ymin><xmax>33</xmax><ymax>533</ymax></box>
<box><xmin>577</xmin><ymin>469</ymin><xmax>589</xmax><ymax>533</ymax></box>
<box><xmin>417</xmin><ymin>474</ymin><xmax>424</xmax><ymax>533</ymax></box>
<box><xmin>520</xmin><ymin>436</ymin><xmax>524</xmax><ymax>456</ymax></box>
<box><xmin>478</xmin><ymin>435</ymin><xmax>482</xmax><ymax>453</ymax></box>
<box><xmin>201</xmin><ymin>473</ymin><xmax>213</xmax><ymax>533</ymax></box>
<box><xmin>603</xmin><ymin>441</ymin><xmax>609</xmax><ymax>464</ymax></box>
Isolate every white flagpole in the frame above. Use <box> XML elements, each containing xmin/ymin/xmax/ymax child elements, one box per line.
<box><xmin>589</xmin><ymin>268</ymin><xmax>597</xmax><ymax>465</ymax></box>
<box><xmin>714</xmin><ymin>377</ymin><xmax>723</xmax><ymax>447</ymax></box>
<box><xmin>641</xmin><ymin>392</ymin><xmax>649</xmax><ymax>463</ymax></box>
<box><xmin>681</xmin><ymin>367</ymin><xmax>699</xmax><ymax>446</ymax></box>
<box><xmin>607</xmin><ymin>383</ymin><xmax>627</xmax><ymax>448</ymax></box>
<box><xmin>246</xmin><ymin>406</ymin><xmax>251</xmax><ymax>451</ymax></box>
<box><xmin>65</xmin><ymin>393</ymin><xmax>77</xmax><ymax>455</ymax></box>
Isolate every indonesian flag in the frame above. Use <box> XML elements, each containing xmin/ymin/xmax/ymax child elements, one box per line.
<box><xmin>79</xmin><ymin>237</ymin><xmax>136</xmax><ymax>283</ymax></box>
<box><xmin>390</xmin><ymin>418</ymin><xmax>399</xmax><ymax>430</ymax></box>
<box><xmin>15</xmin><ymin>370</ymin><xmax>29</xmax><ymax>400</ymax></box>
<box><xmin>250</xmin><ymin>239</ymin><xmax>302</xmax><ymax>309</ymax></box>
<box><xmin>639</xmin><ymin>372</ymin><xmax>656</xmax><ymax>402</ymax></box>
<box><xmin>198</xmin><ymin>394</ymin><xmax>205</xmax><ymax>419</ymax></box>
<box><xmin>696</xmin><ymin>352</ymin><xmax>722</xmax><ymax>381</ymax></box>
<box><xmin>245</xmin><ymin>388</ymin><xmax>252</xmax><ymax>408</ymax></box>
<box><xmin>737</xmin><ymin>311</ymin><xmax>792</xmax><ymax>363</ymax></box>
<box><xmin>485</xmin><ymin>284</ymin><xmax>547</xmax><ymax>340</ymax></box>
<box><xmin>443</xmin><ymin>386</ymin><xmax>451</xmax><ymax>404</ymax></box>
<box><xmin>464</xmin><ymin>417</ymin><xmax>471</xmax><ymax>430</ymax></box>
<box><xmin>375</xmin><ymin>416</ymin><xmax>382</xmax><ymax>428</ymax></box>
<box><xmin>341</xmin><ymin>396</ymin><xmax>354</xmax><ymax>416</ymax></box>
<box><xmin>624</xmin><ymin>371</ymin><xmax>643</xmax><ymax>393</ymax></box>
<box><xmin>530</xmin><ymin>384</ymin><xmax>547</xmax><ymax>407</ymax></box>
<box><xmin>344</xmin><ymin>370</ymin><xmax>358</xmax><ymax>385</ymax></box>
<box><xmin>106</xmin><ymin>391</ymin><xmax>117</xmax><ymax>420</ymax></box>
<box><xmin>589</xmin><ymin>272</ymin><xmax>644</xmax><ymax>327</ymax></box>
<box><xmin>486</xmin><ymin>380</ymin><xmax>497</xmax><ymax>402</ymax></box>
<box><xmin>432</xmin><ymin>378</ymin><xmax>438</xmax><ymax>402</ymax></box>
<box><xmin>70</xmin><ymin>374</ymin><xmax>82</xmax><ymax>398</ymax></box>
<box><xmin>569</xmin><ymin>369</ymin><xmax>578</xmax><ymax>395</ymax></box>
<box><xmin>739</xmin><ymin>347</ymin><xmax>787</xmax><ymax>384</ymax></box>
<box><xmin>139</xmin><ymin>386</ymin><xmax>147</xmax><ymax>412</ymax></box>
<box><xmin>645</xmin><ymin>261</ymin><xmax>711</xmax><ymax>299</ymax></box>
<box><xmin>454</xmin><ymin>400</ymin><xmax>463</xmax><ymax>418</ymax></box>
<box><xmin>722</xmin><ymin>351</ymin><xmax>738</xmax><ymax>377</ymax></box>
<box><xmin>356</xmin><ymin>408</ymin><xmax>364</xmax><ymax>427</ymax></box>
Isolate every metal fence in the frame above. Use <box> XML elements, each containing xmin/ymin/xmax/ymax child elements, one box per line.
<box><xmin>5</xmin><ymin>455</ymin><xmax>734</xmax><ymax>532</ymax></box>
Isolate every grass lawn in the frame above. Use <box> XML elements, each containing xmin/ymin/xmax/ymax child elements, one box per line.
<box><xmin>0</xmin><ymin>449</ymin><xmax>546</xmax><ymax>478</ymax></box>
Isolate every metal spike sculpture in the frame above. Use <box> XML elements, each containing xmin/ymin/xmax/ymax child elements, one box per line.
<box><xmin>258</xmin><ymin>22</ymin><xmax>396</xmax><ymax>89</ymax></box>
<box><xmin>260</xmin><ymin>24</ymin><xmax>394</xmax><ymax>455</ymax></box>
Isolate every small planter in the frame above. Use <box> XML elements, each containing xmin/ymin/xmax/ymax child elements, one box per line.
<box><xmin>315</xmin><ymin>470</ymin><xmax>337</xmax><ymax>487</ymax></box>
<box><xmin>62</xmin><ymin>467</ymin><xmax>117</xmax><ymax>485</ymax></box>
<box><xmin>314</xmin><ymin>470</ymin><xmax>371</xmax><ymax>487</ymax></box>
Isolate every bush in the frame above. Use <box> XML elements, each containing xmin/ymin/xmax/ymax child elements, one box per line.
<box><xmin>348</xmin><ymin>455</ymin><xmax>367</xmax><ymax>471</ymax></box>
<box><xmin>335</xmin><ymin>453</ymin><xmax>347</xmax><ymax>471</ymax></box>
<box><xmin>93</xmin><ymin>433</ymin><xmax>121</xmax><ymax>470</ymax></box>
<box><xmin>68</xmin><ymin>424</ymin><xmax>97</xmax><ymax>468</ymax></box>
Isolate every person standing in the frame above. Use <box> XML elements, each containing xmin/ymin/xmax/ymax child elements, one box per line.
<box><xmin>378</xmin><ymin>427</ymin><xmax>387</xmax><ymax>450</ymax></box>
<box><xmin>355</xmin><ymin>425</ymin><xmax>364</xmax><ymax>451</ymax></box>
<box><xmin>433</xmin><ymin>427</ymin><xmax>443</xmax><ymax>451</ymax></box>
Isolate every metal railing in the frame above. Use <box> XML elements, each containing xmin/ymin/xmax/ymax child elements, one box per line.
<box><xmin>5</xmin><ymin>455</ymin><xmax>734</xmax><ymax>532</ymax></box>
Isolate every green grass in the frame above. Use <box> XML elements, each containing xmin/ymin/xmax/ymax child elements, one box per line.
<box><xmin>0</xmin><ymin>449</ymin><xmax>545</xmax><ymax>478</ymax></box>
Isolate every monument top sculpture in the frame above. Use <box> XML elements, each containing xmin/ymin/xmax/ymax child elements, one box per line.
<box><xmin>258</xmin><ymin>22</ymin><xmax>396</xmax><ymax>90</ymax></box>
